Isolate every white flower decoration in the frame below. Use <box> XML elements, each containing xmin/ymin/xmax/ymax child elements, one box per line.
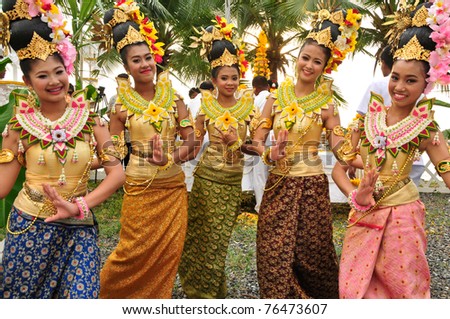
<box><xmin>373</xmin><ymin>135</ymin><xmax>387</xmax><ymax>149</ymax></box>
<box><xmin>51</xmin><ymin>128</ymin><xmax>67</xmax><ymax>143</ymax></box>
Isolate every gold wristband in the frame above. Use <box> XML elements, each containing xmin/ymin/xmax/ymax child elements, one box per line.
<box><xmin>261</xmin><ymin>147</ymin><xmax>276</xmax><ymax>166</ymax></box>
<box><xmin>228</xmin><ymin>138</ymin><xmax>243</xmax><ymax>152</ymax></box>
<box><xmin>258</xmin><ymin>118</ymin><xmax>273</xmax><ymax>130</ymax></box>
<box><xmin>436</xmin><ymin>160</ymin><xmax>450</xmax><ymax>175</ymax></box>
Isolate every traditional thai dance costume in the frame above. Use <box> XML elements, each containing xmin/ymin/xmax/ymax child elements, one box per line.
<box><xmin>100</xmin><ymin>72</ymin><xmax>188</xmax><ymax>298</ymax></box>
<box><xmin>257</xmin><ymin>78</ymin><xmax>339</xmax><ymax>299</ymax></box>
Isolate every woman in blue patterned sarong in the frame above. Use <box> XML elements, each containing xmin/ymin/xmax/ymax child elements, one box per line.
<box><xmin>0</xmin><ymin>0</ymin><xmax>125</xmax><ymax>298</ymax></box>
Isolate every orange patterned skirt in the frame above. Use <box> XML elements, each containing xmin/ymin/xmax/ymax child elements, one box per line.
<box><xmin>100</xmin><ymin>173</ymin><xmax>188</xmax><ymax>298</ymax></box>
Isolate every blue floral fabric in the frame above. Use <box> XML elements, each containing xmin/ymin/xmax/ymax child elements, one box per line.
<box><xmin>0</xmin><ymin>207</ymin><xmax>100</xmax><ymax>298</ymax></box>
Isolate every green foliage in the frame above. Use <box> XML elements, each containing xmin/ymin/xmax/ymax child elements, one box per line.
<box><xmin>0</xmin><ymin>88</ymin><xmax>28</xmax><ymax>228</ymax></box>
<box><xmin>0</xmin><ymin>57</ymin><xmax>12</xmax><ymax>72</ymax></box>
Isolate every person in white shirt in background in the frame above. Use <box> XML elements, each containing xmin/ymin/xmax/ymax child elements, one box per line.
<box><xmin>354</xmin><ymin>45</ymin><xmax>425</xmax><ymax>186</ymax></box>
<box><xmin>183</xmin><ymin>80</ymin><xmax>214</xmax><ymax>191</ymax></box>
<box><xmin>241</xmin><ymin>76</ymin><xmax>271</xmax><ymax>212</ymax></box>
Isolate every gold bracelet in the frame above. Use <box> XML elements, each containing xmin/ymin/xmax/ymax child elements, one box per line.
<box><xmin>157</xmin><ymin>153</ymin><xmax>174</xmax><ymax>171</ymax></box>
<box><xmin>0</xmin><ymin>149</ymin><xmax>15</xmax><ymax>164</ymax></box>
<box><xmin>436</xmin><ymin>159</ymin><xmax>450</xmax><ymax>175</ymax></box>
<box><xmin>261</xmin><ymin>147</ymin><xmax>276</xmax><ymax>166</ymax></box>
<box><xmin>258</xmin><ymin>118</ymin><xmax>273</xmax><ymax>129</ymax></box>
<box><xmin>228</xmin><ymin>138</ymin><xmax>243</xmax><ymax>152</ymax></box>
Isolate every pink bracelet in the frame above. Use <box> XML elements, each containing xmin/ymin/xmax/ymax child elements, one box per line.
<box><xmin>74</xmin><ymin>196</ymin><xmax>90</xmax><ymax>220</ymax></box>
<box><xmin>348</xmin><ymin>189</ymin><xmax>372</xmax><ymax>213</ymax></box>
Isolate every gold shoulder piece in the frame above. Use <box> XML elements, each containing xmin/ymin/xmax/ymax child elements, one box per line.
<box><xmin>0</xmin><ymin>149</ymin><xmax>15</xmax><ymax>164</ymax></box>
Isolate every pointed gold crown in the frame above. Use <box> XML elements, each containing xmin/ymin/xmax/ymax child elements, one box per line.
<box><xmin>4</xmin><ymin>0</ymin><xmax>32</xmax><ymax>21</ymax></box>
<box><xmin>116</xmin><ymin>26</ymin><xmax>145</xmax><ymax>53</ymax></box>
<box><xmin>411</xmin><ymin>4</ymin><xmax>429</xmax><ymax>27</ymax></box>
<box><xmin>16</xmin><ymin>32</ymin><xmax>58</xmax><ymax>61</ymax></box>
<box><xmin>306</xmin><ymin>28</ymin><xmax>333</xmax><ymax>49</ymax></box>
<box><xmin>385</xmin><ymin>2</ymin><xmax>429</xmax><ymax>52</ymax></box>
<box><xmin>107</xmin><ymin>9</ymin><xmax>130</xmax><ymax>28</ymax></box>
<box><xmin>210</xmin><ymin>48</ymin><xmax>238</xmax><ymax>69</ymax></box>
<box><xmin>306</xmin><ymin>9</ymin><xmax>345</xmax><ymax>49</ymax></box>
<box><xmin>393</xmin><ymin>35</ymin><xmax>430</xmax><ymax>62</ymax></box>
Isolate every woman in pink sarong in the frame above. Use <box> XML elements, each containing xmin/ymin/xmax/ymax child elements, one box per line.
<box><xmin>332</xmin><ymin>2</ymin><xmax>450</xmax><ymax>299</ymax></box>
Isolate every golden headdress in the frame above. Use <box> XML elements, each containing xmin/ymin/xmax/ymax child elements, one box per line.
<box><xmin>1</xmin><ymin>0</ymin><xmax>76</xmax><ymax>74</ymax></box>
<box><xmin>306</xmin><ymin>5</ymin><xmax>361</xmax><ymax>73</ymax></box>
<box><xmin>190</xmin><ymin>15</ymin><xmax>249</xmax><ymax>77</ymax></box>
<box><xmin>385</xmin><ymin>1</ymin><xmax>450</xmax><ymax>94</ymax></box>
<box><xmin>94</xmin><ymin>0</ymin><xmax>164</xmax><ymax>63</ymax></box>
<box><xmin>384</xmin><ymin>0</ymin><xmax>430</xmax><ymax>61</ymax></box>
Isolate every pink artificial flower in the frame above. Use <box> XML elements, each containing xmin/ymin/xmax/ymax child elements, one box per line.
<box><xmin>56</xmin><ymin>38</ymin><xmax>77</xmax><ymax>75</ymax></box>
<box><xmin>24</xmin><ymin>0</ymin><xmax>40</xmax><ymax>17</ymax></box>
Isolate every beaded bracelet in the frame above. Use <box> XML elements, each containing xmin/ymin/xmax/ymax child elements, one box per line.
<box><xmin>157</xmin><ymin>153</ymin><xmax>174</xmax><ymax>171</ymax></box>
<box><xmin>228</xmin><ymin>138</ymin><xmax>243</xmax><ymax>152</ymax></box>
<box><xmin>347</xmin><ymin>189</ymin><xmax>372</xmax><ymax>213</ymax></box>
<box><xmin>74</xmin><ymin>196</ymin><xmax>90</xmax><ymax>220</ymax></box>
<box><xmin>261</xmin><ymin>147</ymin><xmax>276</xmax><ymax>166</ymax></box>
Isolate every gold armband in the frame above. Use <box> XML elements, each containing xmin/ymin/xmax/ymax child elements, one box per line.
<box><xmin>111</xmin><ymin>131</ymin><xmax>128</xmax><ymax>160</ymax></box>
<box><xmin>98</xmin><ymin>146</ymin><xmax>122</xmax><ymax>163</ymax></box>
<box><xmin>179</xmin><ymin>112</ymin><xmax>194</xmax><ymax>128</ymax></box>
<box><xmin>258</xmin><ymin>118</ymin><xmax>273</xmax><ymax>130</ymax></box>
<box><xmin>436</xmin><ymin>160</ymin><xmax>450</xmax><ymax>175</ymax></box>
<box><xmin>0</xmin><ymin>149</ymin><xmax>15</xmax><ymax>163</ymax></box>
<box><xmin>261</xmin><ymin>147</ymin><xmax>276</xmax><ymax>167</ymax></box>
<box><xmin>157</xmin><ymin>153</ymin><xmax>174</xmax><ymax>171</ymax></box>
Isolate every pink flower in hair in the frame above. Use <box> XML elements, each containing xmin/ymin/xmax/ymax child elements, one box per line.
<box><xmin>57</xmin><ymin>38</ymin><xmax>77</xmax><ymax>75</ymax></box>
<box><xmin>24</xmin><ymin>0</ymin><xmax>40</xmax><ymax>17</ymax></box>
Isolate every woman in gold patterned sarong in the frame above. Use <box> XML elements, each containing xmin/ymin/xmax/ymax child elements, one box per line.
<box><xmin>98</xmin><ymin>2</ymin><xmax>195</xmax><ymax>299</ymax></box>
<box><xmin>251</xmin><ymin>7</ymin><xmax>361</xmax><ymax>298</ymax></box>
<box><xmin>178</xmin><ymin>17</ymin><xmax>255</xmax><ymax>299</ymax></box>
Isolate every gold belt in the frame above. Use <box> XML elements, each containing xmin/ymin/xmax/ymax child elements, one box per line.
<box><xmin>131</xmin><ymin>149</ymin><xmax>152</xmax><ymax>158</ymax></box>
<box><xmin>23</xmin><ymin>183</ymin><xmax>85</xmax><ymax>203</ymax></box>
<box><xmin>374</xmin><ymin>177</ymin><xmax>411</xmax><ymax>201</ymax></box>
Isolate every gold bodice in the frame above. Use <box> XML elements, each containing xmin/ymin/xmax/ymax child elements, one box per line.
<box><xmin>270</xmin><ymin>77</ymin><xmax>333</xmax><ymax>176</ymax></box>
<box><xmin>116</xmin><ymin>71</ymin><xmax>182</xmax><ymax>181</ymax></box>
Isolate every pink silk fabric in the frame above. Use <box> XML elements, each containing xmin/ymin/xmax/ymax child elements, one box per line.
<box><xmin>339</xmin><ymin>200</ymin><xmax>431</xmax><ymax>299</ymax></box>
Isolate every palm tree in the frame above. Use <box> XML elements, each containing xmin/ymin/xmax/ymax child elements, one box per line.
<box><xmin>55</xmin><ymin>0</ymin><xmax>118</xmax><ymax>88</ymax></box>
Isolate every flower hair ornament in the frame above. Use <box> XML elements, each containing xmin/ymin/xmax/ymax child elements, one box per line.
<box><xmin>190</xmin><ymin>15</ymin><xmax>249</xmax><ymax>77</ymax></box>
<box><xmin>1</xmin><ymin>0</ymin><xmax>76</xmax><ymax>74</ymax></box>
<box><xmin>94</xmin><ymin>0</ymin><xmax>164</xmax><ymax>63</ymax></box>
<box><xmin>306</xmin><ymin>6</ymin><xmax>361</xmax><ymax>73</ymax></box>
<box><xmin>426</xmin><ymin>0</ymin><xmax>450</xmax><ymax>93</ymax></box>
<box><xmin>386</xmin><ymin>0</ymin><xmax>450</xmax><ymax>94</ymax></box>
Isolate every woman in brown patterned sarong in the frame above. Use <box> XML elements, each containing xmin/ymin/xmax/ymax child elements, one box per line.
<box><xmin>251</xmin><ymin>6</ymin><xmax>361</xmax><ymax>298</ymax></box>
